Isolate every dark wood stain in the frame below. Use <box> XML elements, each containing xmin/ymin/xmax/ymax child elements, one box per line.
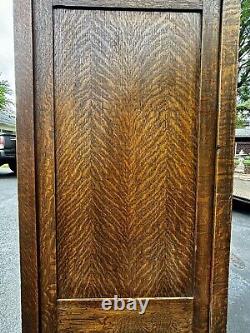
<box><xmin>15</xmin><ymin>0</ymin><xmax>240</xmax><ymax>332</ymax></box>
<box><xmin>33</xmin><ymin>0</ymin><xmax>57</xmax><ymax>331</ymax></box>
<box><xmin>14</xmin><ymin>0</ymin><xmax>39</xmax><ymax>332</ymax></box>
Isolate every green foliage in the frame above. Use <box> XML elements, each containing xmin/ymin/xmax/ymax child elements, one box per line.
<box><xmin>237</xmin><ymin>99</ymin><xmax>250</xmax><ymax>110</ymax></box>
<box><xmin>0</xmin><ymin>76</ymin><xmax>12</xmax><ymax>112</ymax></box>
<box><xmin>244</xmin><ymin>159</ymin><xmax>250</xmax><ymax>165</ymax></box>
<box><xmin>238</xmin><ymin>0</ymin><xmax>250</xmax><ymax>102</ymax></box>
<box><xmin>236</xmin><ymin>99</ymin><xmax>250</xmax><ymax>128</ymax></box>
<box><xmin>236</xmin><ymin>108</ymin><xmax>247</xmax><ymax>128</ymax></box>
<box><xmin>237</xmin><ymin>1</ymin><xmax>250</xmax><ymax>122</ymax></box>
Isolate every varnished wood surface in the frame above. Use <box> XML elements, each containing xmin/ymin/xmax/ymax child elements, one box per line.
<box><xmin>211</xmin><ymin>0</ymin><xmax>240</xmax><ymax>332</ymax></box>
<box><xmin>14</xmin><ymin>0</ymin><xmax>39</xmax><ymax>332</ymax></box>
<box><xmin>15</xmin><ymin>0</ymin><xmax>240</xmax><ymax>332</ymax></box>
<box><xmin>57</xmin><ymin>299</ymin><xmax>193</xmax><ymax>332</ymax></box>
<box><xmin>33</xmin><ymin>0</ymin><xmax>57</xmax><ymax>331</ymax></box>
<box><xmin>53</xmin><ymin>0</ymin><xmax>203</xmax><ymax>10</ymax></box>
<box><xmin>192</xmin><ymin>0</ymin><xmax>222</xmax><ymax>332</ymax></box>
<box><xmin>54</xmin><ymin>9</ymin><xmax>201</xmax><ymax>299</ymax></box>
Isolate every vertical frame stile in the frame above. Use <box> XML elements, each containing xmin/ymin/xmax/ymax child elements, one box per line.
<box><xmin>211</xmin><ymin>0</ymin><xmax>240</xmax><ymax>332</ymax></box>
<box><xmin>193</xmin><ymin>0</ymin><xmax>222</xmax><ymax>331</ymax></box>
<box><xmin>14</xmin><ymin>0</ymin><xmax>39</xmax><ymax>332</ymax></box>
<box><xmin>33</xmin><ymin>0</ymin><xmax>57</xmax><ymax>332</ymax></box>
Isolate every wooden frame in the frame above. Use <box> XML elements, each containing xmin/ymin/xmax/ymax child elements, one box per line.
<box><xmin>14</xmin><ymin>0</ymin><xmax>240</xmax><ymax>332</ymax></box>
<box><xmin>14</xmin><ymin>0</ymin><xmax>39</xmax><ymax>332</ymax></box>
<box><xmin>211</xmin><ymin>0</ymin><xmax>240</xmax><ymax>331</ymax></box>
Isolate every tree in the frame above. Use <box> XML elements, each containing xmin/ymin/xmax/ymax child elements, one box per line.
<box><xmin>238</xmin><ymin>0</ymin><xmax>250</xmax><ymax>102</ymax></box>
<box><xmin>0</xmin><ymin>76</ymin><xmax>12</xmax><ymax>112</ymax></box>
<box><xmin>236</xmin><ymin>99</ymin><xmax>250</xmax><ymax>128</ymax></box>
<box><xmin>236</xmin><ymin>0</ymin><xmax>250</xmax><ymax>127</ymax></box>
<box><xmin>236</xmin><ymin>112</ymin><xmax>247</xmax><ymax>128</ymax></box>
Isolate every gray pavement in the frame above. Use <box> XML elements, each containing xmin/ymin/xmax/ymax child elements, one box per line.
<box><xmin>0</xmin><ymin>166</ymin><xmax>21</xmax><ymax>333</ymax></box>
<box><xmin>0</xmin><ymin>165</ymin><xmax>249</xmax><ymax>332</ymax></box>
<box><xmin>228</xmin><ymin>209</ymin><xmax>250</xmax><ymax>333</ymax></box>
<box><xmin>233</xmin><ymin>176</ymin><xmax>250</xmax><ymax>200</ymax></box>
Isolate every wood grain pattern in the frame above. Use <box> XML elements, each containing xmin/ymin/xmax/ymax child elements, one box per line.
<box><xmin>53</xmin><ymin>0</ymin><xmax>202</xmax><ymax>10</ymax></box>
<box><xmin>14</xmin><ymin>0</ymin><xmax>39</xmax><ymax>332</ymax></box>
<box><xmin>33</xmin><ymin>0</ymin><xmax>57</xmax><ymax>331</ymax></box>
<box><xmin>211</xmin><ymin>0</ymin><xmax>240</xmax><ymax>332</ymax></box>
<box><xmin>192</xmin><ymin>0</ymin><xmax>222</xmax><ymax>332</ymax></box>
<box><xmin>57</xmin><ymin>299</ymin><xmax>193</xmax><ymax>332</ymax></box>
<box><xmin>15</xmin><ymin>0</ymin><xmax>240</xmax><ymax>331</ymax></box>
<box><xmin>54</xmin><ymin>9</ymin><xmax>201</xmax><ymax>299</ymax></box>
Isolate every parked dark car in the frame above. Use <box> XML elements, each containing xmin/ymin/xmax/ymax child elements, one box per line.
<box><xmin>0</xmin><ymin>133</ymin><xmax>16</xmax><ymax>173</ymax></box>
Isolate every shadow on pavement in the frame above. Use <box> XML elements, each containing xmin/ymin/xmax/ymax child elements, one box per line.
<box><xmin>233</xmin><ymin>197</ymin><xmax>250</xmax><ymax>212</ymax></box>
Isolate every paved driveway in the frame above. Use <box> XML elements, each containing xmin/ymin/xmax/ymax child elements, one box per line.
<box><xmin>0</xmin><ymin>167</ymin><xmax>21</xmax><ymax>333</ymax></box>
<box><xmin>0</xmin><ymin>166</ymin><xmax>249</xmax><ymax>332</ymax></box>
<box><xmin>234</xmin><ymin>176</ymin><xmax>250</xmax><ymax>201</ymax></box>
<box><xmin>228</xmin><ymin>208</ymin><xmax>250</xmax><ymax>333</ymax></box>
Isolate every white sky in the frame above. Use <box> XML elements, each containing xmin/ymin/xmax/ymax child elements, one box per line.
<box><xmin>0</xmin><ymin>0</ymin><xmax>15</xmax><ymax>103</ymax></box>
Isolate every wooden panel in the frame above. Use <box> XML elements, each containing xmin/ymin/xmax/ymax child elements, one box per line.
<box><xmin>54</xmin><ymin>9</ymin><xmax>201</xmax><ymax>299</ymax></box>
<box><xmin>53</xmin><ymin>0</ymin><xmax>202</xmax><ymax>10</ymax></box>
<box><xmin>15</xmin><ymin>0</ymin><xmax>240</xmax><ymax>332</ymax></box>
<box><xmin>57</xmin><ymin>299</ymin><xmax>193</xmax><ymax>332</ymax></box>
<box><xmin>14</xmin><ymin>0</ymin><xmax>39</xmax><ymax>332</ymax></box>
<box><xmin>211</xmin><ymin>0</ymin><xmax>240</xmax><ymax>332</ymax></box>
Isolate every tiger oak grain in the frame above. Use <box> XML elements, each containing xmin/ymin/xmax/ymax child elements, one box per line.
<box><xmin>15</xmin><ymin>0</ymin><xmax>240</xmax><ymax>332</ymax></box>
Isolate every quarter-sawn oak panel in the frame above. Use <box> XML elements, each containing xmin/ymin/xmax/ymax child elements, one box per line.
<box><xmin>57</xmin><ymin>299</ymin><xmax>193</xmax><ymax>332</ymax></box>
<box><xmin>54</xmin><ymin>9</ymin><xmax>201</xmax><ymax>299</ymax></box>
